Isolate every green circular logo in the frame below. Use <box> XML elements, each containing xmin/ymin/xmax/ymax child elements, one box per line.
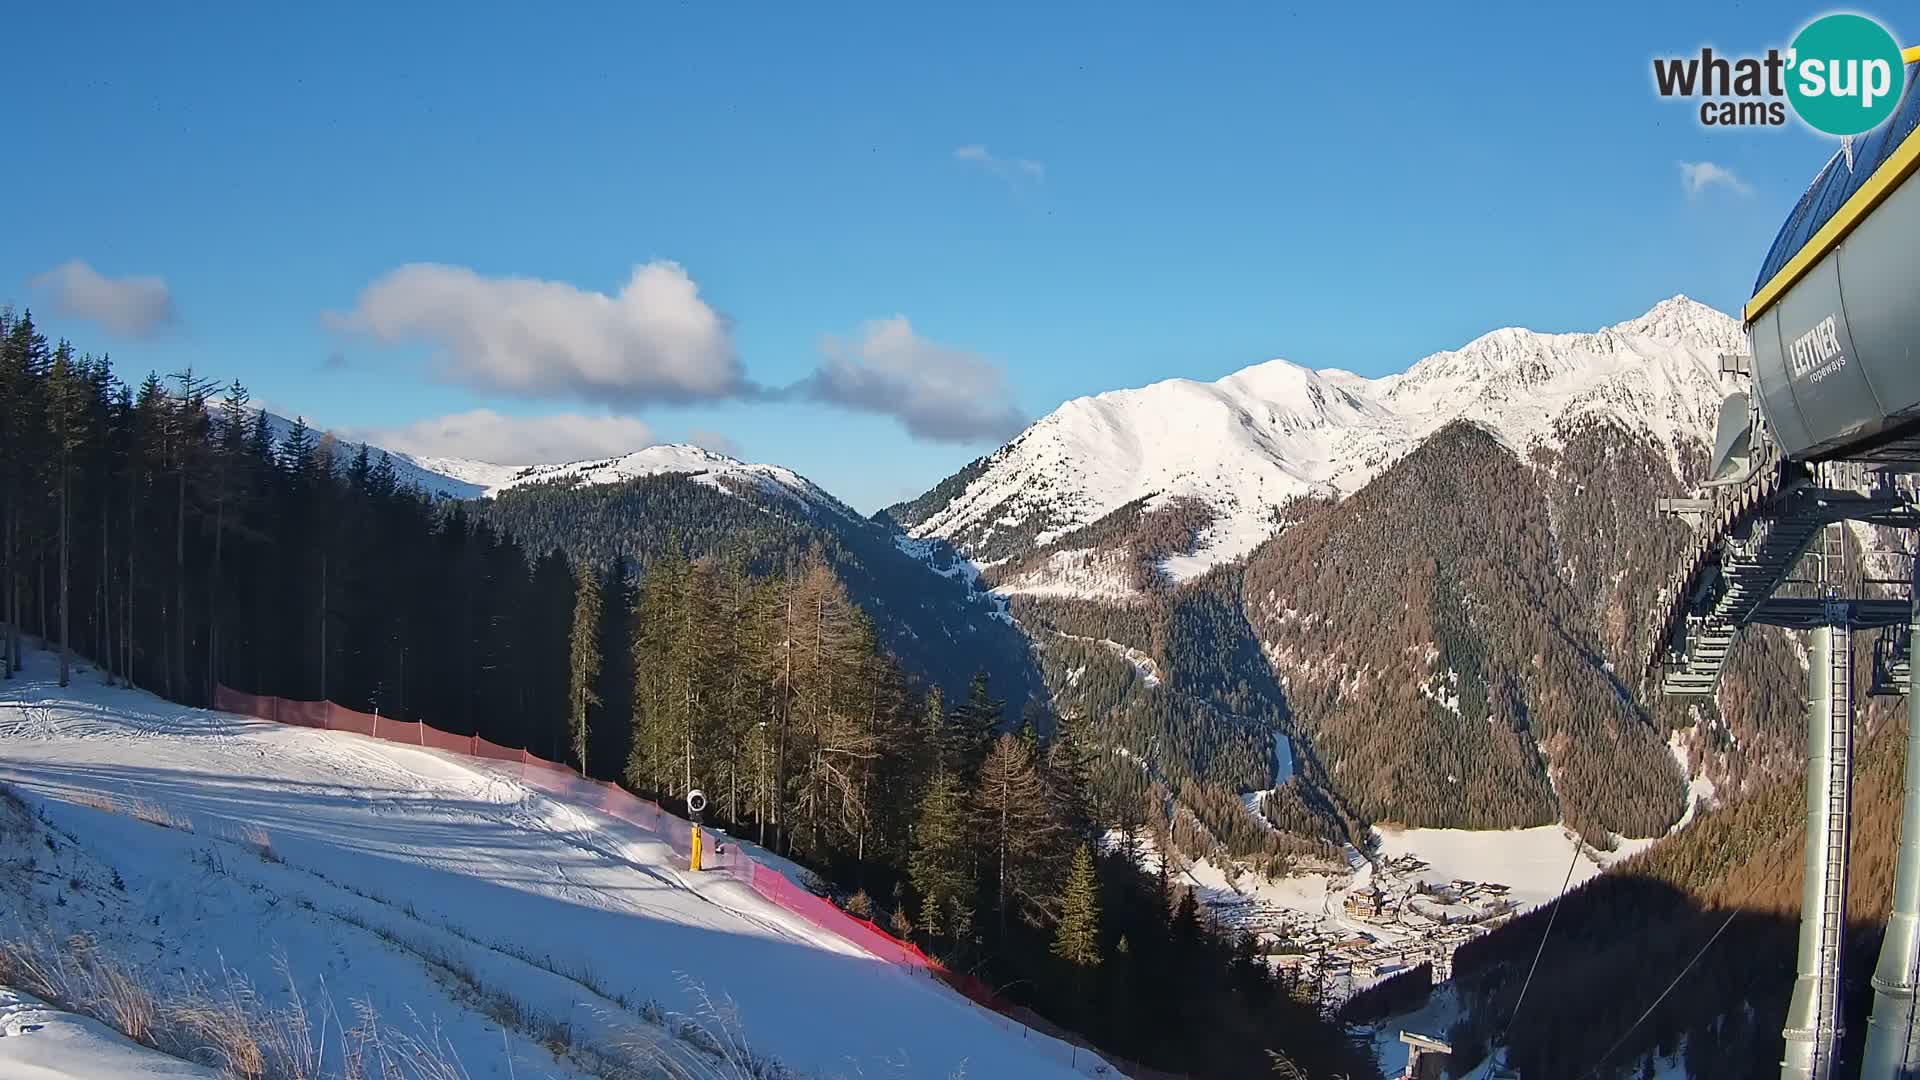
<box><xmin>1787</xmin><ymin>14</ymin><xmax>1906</xmax><ymax>136</ymax></box>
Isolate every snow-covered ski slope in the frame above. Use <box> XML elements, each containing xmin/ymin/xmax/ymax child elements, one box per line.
<box><xmin>0</xmin><ymin>651</ymin><xmax>1089</xmax><ymax>1079</ymax></box>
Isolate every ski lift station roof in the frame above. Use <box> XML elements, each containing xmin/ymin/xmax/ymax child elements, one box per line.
<box><xmin>1746</xmin><ymin>57</ymin><xmax>1920</xmax><ymax>463</ymax></box>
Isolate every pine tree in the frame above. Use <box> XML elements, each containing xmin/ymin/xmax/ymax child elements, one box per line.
<box><xmin>951</xmin><ymin>670</ymin><xmax>1003</xmax><ymax>774</ymax></box>
<box><xmin>909</xmin><ymin>765</ymin><xmax>973</xmax><ymax>937</ymax></box>
<box><xmin>1052</xmin><ymin>844</ymin><xmax>1102</xmax><ymax>968</ymax></box>
<box><xmin>2</xmin><ymin>312</ymin><xmax>50</xmax><ymax>677</ymax></box>
<box><xmin>568</xmin><ymin>562</ymin><xmax>601</xmax><ymax>773</ymax></box>
<box><xmin>1171</xmin><ymin>887</ymin><xmax>1201</xmax><ymax>949</ymax></box>
<box><xmin>973</xmin><ymin>733</ymin><xmax>1066</xmax><ymax>930</ymax></box>
<box><xmin>46</xmin><ymin>342</ymin><xmax>91</xmax><ymax>687</ymax></box>
<box><xmin>1046</xmin><ymin>708</ymin><xmax>1099</xmax><ymax>840</ymax></box>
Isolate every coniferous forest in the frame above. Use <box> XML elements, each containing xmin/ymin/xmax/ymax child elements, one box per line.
<box><xmin>0</xmin><ymin>309</ymin><xmax>1376</xmax><ymax>1079</ymax></box>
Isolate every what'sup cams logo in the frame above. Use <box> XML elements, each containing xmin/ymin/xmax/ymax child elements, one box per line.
<box><xmin>1653</xmin><ymin>12</ymin><xmax>1910</xmax><ymax>136</ymax></box>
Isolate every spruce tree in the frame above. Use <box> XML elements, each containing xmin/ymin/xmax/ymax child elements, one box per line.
<box><xmin>1046</xmin><ymin>708</ymin><xmax>1099</xmax><ymax>840</ymax></box>
<box><xmin>568</xmin><ymin>561</ymin><xmax>602</xmax><ymax>773</ymax></box>
<box><xmin>951</xmin><ymin>670</ymin><xmax>1003</xmax><ymax>773</ymax></box>
<box><xmin>1052</xmin><ymin>843</ymin><xmax>1102</xmax><ymax>968</ymax></box>
<box><xmin>909</xmin><ymin>765</ymin><xmax>973</xmax><ymax>937</ymax></box>
<box><xmin>46</xmin><ymin>342</ymin><xmax>89</xmax><ymax>687</ymax></box>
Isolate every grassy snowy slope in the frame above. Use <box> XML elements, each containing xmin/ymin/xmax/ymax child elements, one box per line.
<box><xmin>0</xmin><ymin>986</ymin><xmax>222</xmax><ymax>1080</ymax></box>
<box><xmin>0</xmin><ymin>650</ymin><xmax>1088</xmax><ymax>1079</ymax></box>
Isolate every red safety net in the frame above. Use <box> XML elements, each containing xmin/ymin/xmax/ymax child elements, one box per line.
<box><xmin>472</xmin><ymin>736</ymin><xmax>522</xmax><ymax>764</ymax></box>
<box><xmin>327</xmin><ymin>703</ymin><xmax>375</xmax><ymax>738</ymax></box>
<box><xmin>208</xmin><ymin>684</ymin><xmax>1165</xmax><ymax>1078</ymax></box>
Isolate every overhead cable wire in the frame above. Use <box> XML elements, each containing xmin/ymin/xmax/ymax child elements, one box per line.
<box><xmin>1484</xmin><ymin>834</ymin><xmax>1586</xmax><ymax>1074</ymax></box>
<box><xmin>1581</xmin><ymin>907</ymin><xmax>1739</xmax><ymax>1078</ymax></box>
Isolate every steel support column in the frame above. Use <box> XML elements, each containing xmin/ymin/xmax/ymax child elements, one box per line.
<box><xmin>1783</xmin><ymin>611</ymin><xmax>1853</xmax><ymax>1080</ymax></box>
<box><xmin>1864</xmin><ymin>576</ymin><xmax>1920</xmax><ymax>1078</ymax></box>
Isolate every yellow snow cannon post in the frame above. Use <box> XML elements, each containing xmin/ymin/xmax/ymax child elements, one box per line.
<box><xmin>688</xmin><ymin>789</ymin><xmax>707</xmax><ymax>872</ymax></box>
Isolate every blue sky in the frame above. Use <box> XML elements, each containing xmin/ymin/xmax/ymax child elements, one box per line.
<box><xmin>0</xmin><ymin>1</ymin><xmax>1887</xmax><ymax>510</ymax></box>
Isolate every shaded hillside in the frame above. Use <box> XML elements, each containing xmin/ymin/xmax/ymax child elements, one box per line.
<box><xmin>1446</xmin><ymin>684</ymin><xmax>1908</xmax><ymax>1079</ymax></box>
<box><xmin>474</xmin><ymin>473</ymin><xmax>1042</xmax><ymax>705</ymax></box>
<box><xmin>1241</xmin><ymin>420</ymin><xmax>1685</xmax><ymax>839</ymax></box>
<box><xmin>1013</xmin><ymin>568</ymin><xmax>1351</xmax><ymax>863</ymax></box>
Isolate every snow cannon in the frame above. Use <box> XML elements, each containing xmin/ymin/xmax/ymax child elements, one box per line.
<box><xmin>687</xmin><ymin>789</ymin><xmax>707</xmax><ymax>872</ymax></box>
<box><xmin>1746</xmin><ymin>62</ymin><xmax>1920</xmax><ymax>466</ymax></box>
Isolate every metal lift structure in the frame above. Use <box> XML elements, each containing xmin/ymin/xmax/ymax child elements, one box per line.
<box><xmin>1646</xmin><ymin>66</ymin><xmax>1920</xmax><ymax>1080</ymax></box>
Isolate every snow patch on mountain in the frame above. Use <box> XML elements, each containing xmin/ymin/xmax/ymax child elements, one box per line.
<box><xmin>910</xmin><ymin>296</ymin><xmax>1741</xmax><ymax>597</ymax></box>
<box><xmin>993</xmin><ymin>547</ymin><xmax>1140</xmax><ymax>602</ymax></box>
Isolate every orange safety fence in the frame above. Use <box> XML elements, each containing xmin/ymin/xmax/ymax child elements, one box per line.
<box><xmin>210</xmin><ymin>685</ymin><xmax>1174</xmax><ymax>1079</ymax></box>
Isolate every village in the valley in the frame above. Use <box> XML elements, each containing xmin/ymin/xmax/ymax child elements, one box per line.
<box><xmin>1159</xmin><ymin>840</ymin><xmax>1528</xmax><ymax>1004</ymax></box>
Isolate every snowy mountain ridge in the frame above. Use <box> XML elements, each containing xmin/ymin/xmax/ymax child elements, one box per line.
<box><xmin>900</xmin><ymin>295</ymin><xmax>1743</xmax><ymax>593</ymax></box>
<box><xmin>270</xmin><ymin>412</ymin><xmax>856</xmax><ymax>521</ymax></box>
<box><xmin>419</xmin><ymin>443</ymin><xmax>859</xmax><ymax>519</ymax></box>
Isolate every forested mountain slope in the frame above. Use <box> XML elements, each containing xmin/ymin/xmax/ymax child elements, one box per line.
<box><xmin>472</xmin><ymin>471</ymin><xmax>1039</xmax><ymax>705</ymax></box>
<box><xmin>886</xmin><ymin>296</ymin><xmax>1833</xmax><ymax>858</ymax></box>
<box><xmin>1242</xmin><ymin>420</ymin><xmax>1687</xmax><ymax>839</ymax></box>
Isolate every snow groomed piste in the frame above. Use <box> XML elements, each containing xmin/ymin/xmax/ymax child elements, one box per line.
<box><xmin>0</xmin><ymin>654</ymin><xmax>1132</xmax><ymax>1080</ymax></box>
<box><xmin>208</xmin><ymin>683</ymin><xmax>1152</xmax><ymax>1079</ymax></box>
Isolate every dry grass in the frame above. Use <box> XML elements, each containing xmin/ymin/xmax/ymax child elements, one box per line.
<box><xmin>64</xmin><ymin>789</ymin><xmax>195</xmax><ymax>833</ymax></box>
<box><xmin>129</xmin><ymin>797</ymin><xmax>195</xmax><ymax>833</ymax></box>
<box><xmin>69</xmin><ymin>790</ymin><xmax>120</xmax><ymax>816</ymax></box>
<box><xmin>0</xmin><ymin>933</ymin><xmax>476</xmax><ymax>1080</ymax></box>
<box><xmin>236</xmin><ymin>823</ymin><xmax>282</xmax><ymax>863</ymax></box>
<box><xmin>605</xmin><ymin>977</ymin><xmax>801</xmax><ymax>1080</ymax></box>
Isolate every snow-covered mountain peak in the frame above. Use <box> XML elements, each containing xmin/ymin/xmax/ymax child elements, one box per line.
<box><xmin>1216</xmin><ymin>358</ymin><xmax>1388</xmax><ymax>432</ymax></box>
<box><xmin>904</xmin><ymin>296</ymin><xmax>1745</xmax><ymax>596</ymax></box>
<box><xmin>1609</xmin><ymin>294</ymin><xmax>1745</xmax><ymax>348</ymax></box>
<box><xmin>415</xmin><ymin>442</ymin><xmax>856</xmax><ymax>518</ymax></box>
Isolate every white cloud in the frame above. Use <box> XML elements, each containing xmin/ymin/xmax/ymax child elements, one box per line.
<box><xmin>329</xmin><ymin>262</ymin><xmax>746</xmax><ymax>406</ymax></box>
<box><xmin>1679</xmin><ymin>161</ymin><xmax>1752</xmax><ymax>197</ymax></box>
<box><xmin>802</xmin><ymin>316</ymin><xmax>1027</xmax><ymax>444</ymax></box>
<box><xmin>349</xmin><ymin>409</ymin><xmax>656</xmax><ymax>465</ymax></box>
<box><xmin>28</xmin><ymin>260</ymin><xmax>176</xmax><ymax>338</ymax></box>
<box><xmin>955</xmin><ymin>144</ymin><xmax>1046</xmax><ymax>185</ymax></box>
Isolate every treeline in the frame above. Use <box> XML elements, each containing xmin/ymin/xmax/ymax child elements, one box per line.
<box><xmin>983</xmin><ymin>493</ymin><xmax>1218</xmax><ymax>595</ymax></box>
<box><xmin>0</xmin><ymin>309</ymin><xmax>577</xmax><ymax>751</ymax></box>
<box><xmin>0</xmin><ymin>309</ymin><xmax>1375</xmax><ymax>1079</ymax></box>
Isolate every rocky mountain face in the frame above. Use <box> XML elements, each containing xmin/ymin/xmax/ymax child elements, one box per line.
<box><xmin>898</xmin><ymin>296</ymin><xmax>1815</xmax><ymax>852</ymax></box>
<box><xmin>891</xmin><ymin>296</ymin><xmax>1744</xmax><ymax>599</ymax></box>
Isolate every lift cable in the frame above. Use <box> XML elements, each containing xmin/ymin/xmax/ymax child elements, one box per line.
<box><xmin>1501</xmin><ymin>837</ymin><xmax>1583</xmax><ymax>1037</ymax></box>
<box><xmin>1580</xmin><ymin>907</ymin><xmax>1739</xmax><ymax>1078</ymax></box>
